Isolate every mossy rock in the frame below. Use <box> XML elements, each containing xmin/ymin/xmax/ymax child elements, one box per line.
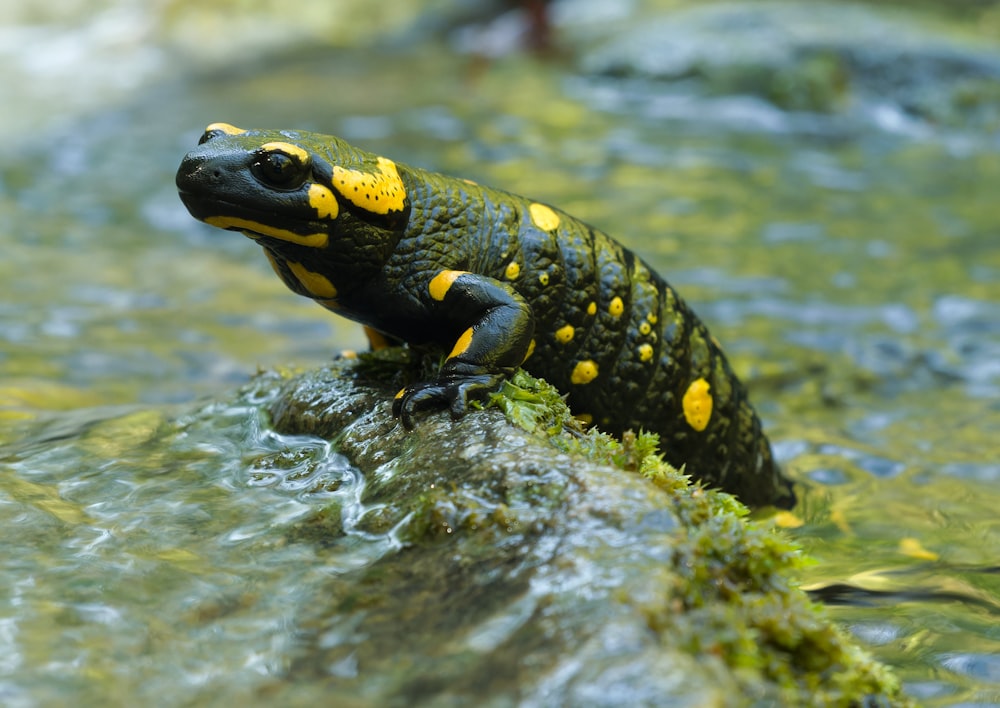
<box><xmin>578</xmin><ymin>1</ymin><xmax>1000</xmax><ymax>132</ymax></box>
<box><xmin>264</xmin><ymin>356</ymin><xmax>910</xmax><ymax>706</ymax></box>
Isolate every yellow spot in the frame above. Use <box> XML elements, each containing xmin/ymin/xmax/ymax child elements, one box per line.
<box><xmin>429</xmin><ymin>270</ymin><xmax>468</xmax><ymax>301</ymax></box>
<box><xmin>308</xmin><ymin>183</ymin><xmax>339</xmax><ymax>219</ymax></box>
<box><xmin>260</xmin><ymin>141</ymin><xmax>310</xmax><ymax>164</ymax></box>
<box><xmin>539</xmin><ymin>272</ymin><xmax>549</xmax><ymax>286</ymax></box>
<box><xmin>529</xmin><ymin>202</ymin><xmax>560</xmax><ymax>231</ymax></box>
<box><xmin>682</xmin><ymin>377</ymin><xmax>712</xmax><ymax>431</ymax></box>
<box><xmin>394</xmin><ymin>388</ymin><xmax>406</xmax><ymax>400</ymax></box>
<box><xmin>638</xmin><ymin>343</ymin><xmax>653</xmax><ymax>362</ymax></box>
<box><xmin>647</xmin><ymin>312</ymin><xmax>657</xmax><ymax>325</ymax></box>
<box><xmin>288</xmin><ymin>261</ymin><xmax>337</xmax><ymax>299</ymax></box>
<box><xmin>555</xmin><ymin>325</ymin><xmax>575</xmax><ymax>344</ymax></box>
<box><xmin>522</xmin><ymin>338</ymin><xmax>536</xmax><ymax>363</ymax></box>
<box><xmin>773</xmin><ymin>511</ymin><xmax>804</xmax><ymax>529</ymax></box>
<box><xmin>505</xmin><ymin>261</ymin><xmax>520</xmax><ymax>280</ymax></box>
<box><xmin>331</xmin><ymin>156</ymin><xmax>406</xmax><ymax>214</ymax></box>
<box><xmin>364</xmin><ymin>326</ymin><xmax>392</xmax><ymax>351</ymax></box>
<box><xmin>899</xmin><ymin>538</ymin><xmax>939</xmax><ymax>561</ymax></box>
<box><xmin>639</xmin><ymin>322</ymin><xmax>652</xmax><ymax>336</ymax></box>
<box><xmin>609</xmin><ymin>296</ymin><xmax>624</xmax><ymax>317</ymax></box>
<box><xmin>205</xmin><ymin>216</ymin><xmax>328</xmax><ymax>248</ymax></box>
<box><xmin>575</xmin><ymin>413</ymin><xmax>593</xmax><ymax>425</ymax></box>
<box><xmin>571</xmin><ymin>360</ymin><xmax>599</xmax><ymax>385</ymax></box>
<box><xmin>448</xmin><ymin>327</ymin><xmax>475</xmax><ymax>359</ymax></box>
<box><xmin>205</xmin><ymin>122</ymin><xmax>243</xmax><ymax>135</ymax></box>
<box><xmin>587</xmin><ymin>302</ymin><xmax>597</xmax><ymax>316</ymax></box>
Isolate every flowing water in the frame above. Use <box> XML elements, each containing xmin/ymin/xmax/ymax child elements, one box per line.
<box><xmin>1</xmin><ymin>1</ymin><xmax>999</xmax><ymax>705</ymax></box>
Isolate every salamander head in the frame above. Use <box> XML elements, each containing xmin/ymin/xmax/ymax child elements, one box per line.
<box><xmin>176</xmin><ymin>123</ymin><xmax>410</xmax><ymax>250</ymax></box>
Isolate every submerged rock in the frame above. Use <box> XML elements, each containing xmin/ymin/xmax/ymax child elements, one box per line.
<box><xmin>572</xmin><ymin>1</ymin><xmax>1000</xmax><ymax>136</ymax></box>
<box><xmin>266</xmin><ymin>358</ymin><xmax>908</xmax><ymax>705</ymax></box>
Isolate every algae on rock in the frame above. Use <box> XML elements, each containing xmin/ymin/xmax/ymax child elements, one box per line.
<box><xmin>266</xmin><ymin>357</ymin><xmax>909</xmax><ymax>706</ymax></box>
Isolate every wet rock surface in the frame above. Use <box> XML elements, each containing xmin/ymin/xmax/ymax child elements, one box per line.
<box><xmin>264</xmin><ymin>360</ymin><xmax>906</xmax><ymax>706</ymax></box>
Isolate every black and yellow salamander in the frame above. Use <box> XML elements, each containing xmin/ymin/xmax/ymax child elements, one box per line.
<box><xmin>176</xmin><ymin>123</ymin><xmax>795</xmax><ymax>508</ymax></box>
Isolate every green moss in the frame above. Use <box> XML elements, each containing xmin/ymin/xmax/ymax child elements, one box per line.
<box><xmin>354</xmin><ymin>346</ymin><xmax>440</xmax><ymax>385</ymax></box>
<box><xmin>485</xmin><ymin>366</ymin><xmax>909</xmax><ymax>705</ymax></box>
<box><xmin>485</xmin><ymin>369</ymin><xmax>573</xmax><ymax>436</ymax></box>
<box><xmin>287</xmin><ymin>502</ymin><xmax>346</xmax><ymax>545</ymax></box>
<box><xmin>402</xmin><ymin>488</ymin><xmax>497</xmax><ymax>544</ymax></box>
<box><xmin>487</xmin><ymin>368</ymin><xmax>666</xmax><ymax>469</ymax></box>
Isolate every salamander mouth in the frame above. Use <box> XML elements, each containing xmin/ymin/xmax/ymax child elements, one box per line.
<box><xmin>177</xmin><ymin>191</ymin><xmax>271</xmax><ymax>225</ymax></box>
<box><xmin>177</xmin><ymin>191</ymin><xmax>327</xmax><ymax>243</ymax></box>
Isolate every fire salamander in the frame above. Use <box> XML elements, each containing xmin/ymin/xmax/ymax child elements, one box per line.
<box><xmin>176</xmin><ymin>123</ymin><xmax>795</xmax><ymax>508</ymax></box>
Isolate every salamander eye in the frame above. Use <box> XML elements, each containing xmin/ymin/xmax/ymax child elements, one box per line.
<box><xmin>198</xmin><ymin>129</ymin><xmax>222</xmax><ymax>145</ymax></box>
<box><xmin>251</xmin><ymin>150</ymin><xmax>309</xmax><ymax>190</ymax></box>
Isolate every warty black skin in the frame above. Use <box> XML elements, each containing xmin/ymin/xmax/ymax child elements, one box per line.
<box><xmin>176</xmin><ymin>124</ymin><xmax>795</xmax><ymax>508</ymax></box>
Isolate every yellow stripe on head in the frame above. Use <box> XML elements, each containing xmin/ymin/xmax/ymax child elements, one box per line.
<box><xmin>261</xmin><ymin>141</ymin><xmax>310</xmax><ymax>164</ymax></box>
<box><xmin>204</xmin><ymin>216</ymin><xmax>329</xmax><ymax>248</ymax></box>
<box><xmin>205</xmin><ymin>122</ymin><xmax>244</xmax><ymax>135</ymax></box>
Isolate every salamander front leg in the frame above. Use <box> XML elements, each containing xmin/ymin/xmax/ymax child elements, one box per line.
<box><xmin>392</xmin><ymin>270</ymin><xmax>534</xmax><ymax>428</ymax></box>
<box><xmin>392</xmin><ymin>370</ymin><xmax>510</xmax><ymax>429</ymax></box>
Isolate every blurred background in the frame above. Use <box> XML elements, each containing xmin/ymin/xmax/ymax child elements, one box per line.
<box><xmin>2</xmin><ymin>0</ymin><xmax>1000</xmax><ymax>705</ymax></box>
